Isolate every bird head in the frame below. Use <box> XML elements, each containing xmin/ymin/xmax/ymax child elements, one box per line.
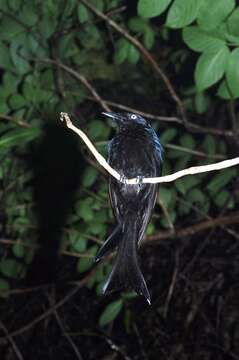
<box><xmin>102</xmin><ymin>112</ymin><xmax>147</xmax><ymax>127</ymax></box>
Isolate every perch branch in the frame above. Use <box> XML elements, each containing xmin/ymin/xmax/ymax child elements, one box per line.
<box><xmin>60</xmin><ymin>112</ymin><xmax>239</xmax><ymax>184</ymax></box>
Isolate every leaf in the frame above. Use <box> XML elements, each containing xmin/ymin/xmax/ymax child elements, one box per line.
<box><xmin>214</xmin><ymin>190</ymin><xmax>229</xmax><ymax>207</ymax></box>
<box><xmin>166</xmin><ymin>0</ymin><xmax>205</xmax><ymax>29</ymax></box>
<box><xmin>77</xmin><ymin>246</ymin><xmax>97</xmax><ymax>273</ymax></box>
<box><xmin>179</xmin><ymin>134</ymin><xmax>196</xmax><ymax>149</ymax></box>
<box><xmin>0</xmin><ymin>259</ymin><xmax>23</xmax><ymax>278</ymax></box>
<box><xmin>225</xmin><ymin>48</ymin><xmax>239</xmax><ymax>98</ymax></box>
<box><xmin>197</xmin><ymin>0</ymin><xmax>235</xmax><ymax>31</ymax></box>
<box><xmin>195</xmin><ymin>46</ymin><xmax>229</xmax><ymax>91</ymax></box>
<box><xmin>159</xmin><ymin>187</ymin><xmax>172</xmax><ymax>207</ymax></box>
<box><xmin>82</xmin><ymin>167</ymin><xmax>98</xmax><ymax>188</ymax></box>
<box><xmin>138</xmin><ymin>0</ymin><xmax>172</xmax><ymax>18</ymax></box>
<box><xmin>114</xmin><ymin>39</ymin><xmax>130</xmax><ymax>64</ymax></box>
<box><xmin>9</xmin><ymin>94</ymin><xmax>27</xmax><ymax>110</ymax></box>
<box><xmin>78</xmin><ymin>3</ymin><xmax>89</xmax><ymax>23</ymax></box>
<box><xmin>207</xmin><ymin>168</ymin><xmax>236</xmax><ymax>194</ymax></box>
<box><xmin>128</xmin><ymin>17</ymin><xmax>148</xmax><ymax>32</ymax></box>
<box><xmin>227</xmin><ymin>8</ymin><xmax>239</xmax><ymax>37</ymax></box>
<box><xmin>188</xmin><ymin>188</ymin><xmax>205</xmax><ymax>203</ymax></box>
<box><xmin>127</xmin><ymin>44</ymin><xmax>140</xmax><ymax>64</ymax></box>
<box><xmin>217</xmin><ymin>80</ymin><xmax>233</xmax><ymax>99</ymax></box>
<box><xmin>0</xmin><ymin>278</ymin><xmax>10</xmax><ymax>298</ymax></box>
<box><xmin>71</xmin><ymin>237</ymin><xmax>87</xmax><ymax>252</ymax></box>
<box><xmin>194</xmin><ymin>92</ymin><xmax>209</xmax><ymax>114</ymax></box>
<box><xmin>99</xmin><ymin>299</ymin><xmax>123</xmax><ymax>327</ymax></box>
<box><xmin>18</xmin><ymin>5</ymin><xmax>38</xmax><ymax>26</ymax></box>
<box><xmin>143</xmin><ymin>27</ymin><xmax>155</xmax><ymax>49</ymax></box>
<box><xmin>13</xmin><ymin>243</ymin><xmax>25</xmax><ymax>258</ymax></box>
<box><xmin>202</xmin><ymin>135</ymin><xmax>216</xmax><ymax>155</ymax></box>
<box><xmin>182</xmin><ymin>26</ymin><xmax>225</xmax><ymax>53</ymax></box>
<box><xmin>160</xmin><ymin>128</ymin><xmax>177</xmax><ymax>144</ymax></box>
<box><xmin>77</xmin><ymin>198</ymin><xmax>94</xmax><ymax>222</ymax></box>
<box><xmin>0</xmin><ymin>42</ymin><xmax>13</xmax><ymax>70</ymax></box>
<box><xmin>0</xmin><ymin>17</ymin><xmax>25</xmax><ymax>41</ymax></box>
<box><xmin>0</xmin><ymin>128</ymin><xmax>42</xmax><ymax>150</ymax></box>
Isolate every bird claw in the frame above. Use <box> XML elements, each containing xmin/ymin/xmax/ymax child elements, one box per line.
<box><xmin>136</xmin><ymin>176</ymin><xmax>144</xmax><ymax>187</ymax></box>
<box><xmin>119</xmin><ymin>174</ymin><xmax>127</xmax><ymax>184</ymax></box>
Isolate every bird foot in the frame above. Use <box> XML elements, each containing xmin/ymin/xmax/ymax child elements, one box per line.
<box><xmin>119</xmin><ymin>174</ymin><xmax>128</xmax><ymax>184</ymax></box>
<box><xmin>136</xmin><ymin>176</ymin><xmax>144</xmax><ymax>186</ymax></box>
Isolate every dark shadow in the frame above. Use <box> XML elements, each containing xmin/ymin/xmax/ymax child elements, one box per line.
<box><xmin>26</xmin><ymin>120</ymin><xmax>85</xmax><ymax>285</ymax></box>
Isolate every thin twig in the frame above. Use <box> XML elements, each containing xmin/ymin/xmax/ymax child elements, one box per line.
<box><xmin>34</xmin><ymin>58</ymin><xmax>111</xmax><ymax>112</ymax></box>
<box><xmin>0</xmin><ymin>321</ymin><xmax>24</xmax><ymax>360</ymax></box>
<box><xmin>0</xmin><ymin>114</ymin><xmax>31</xmax><ymax>128</ymax></box>
<box><xmin>147</xmin><ymin>213</ymin><xmax>239</xmax><ymax>243</ymax></box>
<box><xmin>84</xmin><ymin>95</ymin><xmax>234</xmax><ymax>137</ymax></box>
<box><xmin>79</xmin><ymin>0</ymin><xmax>186</xmax><ymax>123</ymax></box>
<box><xmin>47</xmin><ymin>292</ymin><xmax>84</xmax><ymax>360</ymax></box>
<box><xmin>0</xmin><ymin>238</ymin><xmax>94</xmax><ymax>259</ymax></box>
<box><xmin>0</xmin><ymin>265</ymin><xmax>100</xmax><ymax>340</ymax></box>
<box><xmin>60</xmin><ymin>112</ymin><xmax>239</xmax><ymax>185</ymax></box>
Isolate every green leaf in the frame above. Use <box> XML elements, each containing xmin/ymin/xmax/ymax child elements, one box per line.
<box><xmin>0</xmin><ymin>259</ymin><xmax>23</xmax><ymax>278</ymax></box>
<box><xmin>195</xmin><ymin>46</ymin><xmax>229</xmax><ymax>91</ymax></box>
<box><xmin>0</xmin><ymin>42</ymin><xmax>13</xmax><ymax>70</ymax></box>
<box><xmin>78</xmin><ymin>3</ymin><xmax>89</xmax><ymax>23</ymax></box>
<box><xmin>217</xmin><ymin>80</ymin><xmax>233</xmax><ymax>99</ymax></box>
<box><xmin>166</xmin><ymin>0</ymin><xmax>205</xmax><ymax>29</ymax></box>
<box><xmin>78</xmin><ymin>198</ymin><xmax>94</xmax><ymax>222</ymax></box>
<box><xmin>160</xmin><ymin>128</ymin><xmax>177</xmax><ymax>144</ymax></box>
<box><xmin>179</xmin><ymin>134</ymin><xmax>196</xmax><ymax>149</ymax></box>
<box><xmin>197</xmin><ymin>0</ymin><xmax>235</xmax><ymax>31</ymax></box>
<box><xmin>0</xmin><ymin>127</ymin><xmax>42</xmax><ymax>150</ymax></box>
<box><xmin>82</xmin><ymin>167</ymin><xmax>98</xmax><ymax>188</ymax></box>
<box><xmin>143</xmin><ymin>27</ymin><xmax>155</xmax><ymax>49</ymax></box>
<box><xmin>0</xmin><ymin>278</ymin><xmax>10</xmax><ymax>298</ymax></box>
<box><xmin>188</xmin><ymin>188</ymin><xmax>205</xmax><ymax>203</ymax></box>
<box><xmin>71</xmin><ymin>237</ymin><xmax>87</xmax><ymax>252</ymax></box>
<box><xmin>207</xmin><ymin>168</ymin><xmax>236</xmax><ymax>194</ymax></box>
<box><xmin>195</xmin><ymin>92</ymin><xmax>209</xmax><ymax>114</ymax></box>
<box><xmin>0</xmin><ymin>17</ymin><xmax>25</xmax><ymax>41</ymax></box>
<box><xmin>127</xmin><ymin>44</ymin><xmax>140</xmax><ymax>64</ymax></box>
<box><xmin>128</xmin><ymin>17</ymin><xmax>147</xmax><ymax>32</ymax></box>
<box><xmin>214</xmin><ymin>190</ymin><xmax>229</xmax><ymax>207</ymax></box>
<box><xmin>182</xmin><ymin>26</ymin><xmax>225</xmax><ymax>53</ymax></box>
<box><xmin>114</xmin><ymin>39</ymin><xmax>130</xmax><ymax>65</ymax></box>
<box><xmin>99</xmin><ymin>299</ymin><xmax>123</xmax><ymax>327</ymax></box>
<box><xmin>138</xmin><ymin>0</ymin><xmax>172</xmax><ymax>18</ymax></box>
<box><xmin>202</xmin><ymin>135</ymin><xmax>216</xmax><ymax>155</ymax></box>
<box><xmin>225</xmin><ymin>48</ymin><xmax>239</xmax><ymax>99</ymax></box>
<box><xmin>159</xmin><ymin>187</ymin><xmax>172</xmax><ymax>207</ymax></box>
<box><xmin>77</xmin><ymin>246</ymin><xmax>97</xmax><ymax>273</ymax></box>
<box><xmin>18</xmin><ymin>5</ymin><xmax>38</xmax><ymax>26</ymax></box>
<box><xmin>9</xmin><ymin>94</ymin><xmax>26</xmax><ymax>110</ymax></box>
<box><xmin>13</xmin><ymin>243</ymin><xmax>25</xmax><ymax>258</ymax></box>
<box><xmin>227</xmin><ymin>8</ymin><xmax>239</xmax><ymax>37</ymax></box>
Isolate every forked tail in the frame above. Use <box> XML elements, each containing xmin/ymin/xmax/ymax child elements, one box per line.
<box><xmin>102</xmin><ymin>211</ymin><xmax>151</xmax><ymax>304</ymax></box>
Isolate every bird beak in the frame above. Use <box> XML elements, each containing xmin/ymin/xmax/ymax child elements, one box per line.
<box><xmin>102</xmin><ymin>112</ymin><xmax>123</xmax><ymax>122</ymax></box>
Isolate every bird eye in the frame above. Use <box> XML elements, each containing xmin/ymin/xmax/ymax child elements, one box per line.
<box><xmin>130</xmin><ymin>114</ymin><xmax>137</xmax><ymax>119</ymax></box>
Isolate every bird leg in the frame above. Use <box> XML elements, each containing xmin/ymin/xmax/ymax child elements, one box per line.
<box><xmin>119</xmin><ymin>174</ymin><xmax>128</xmax><ymax>184</ymax></box>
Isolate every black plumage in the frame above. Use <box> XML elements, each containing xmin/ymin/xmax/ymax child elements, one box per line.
<box><xmin>96</xmin><ymin>112</ymin><xmax>163</xmax><ymax>304</ymax></box>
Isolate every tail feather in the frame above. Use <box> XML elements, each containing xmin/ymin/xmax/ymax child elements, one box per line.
<box><xmin>102</xmin><ymin>214</ymin><xmax>151</xmax><ymax>304</ymax></box>
<box><xmin>95</xmin><ymin>225</ymin><xmax>121</xmax><ymax>262</ymax></box>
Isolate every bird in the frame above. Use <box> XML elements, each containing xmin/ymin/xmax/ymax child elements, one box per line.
<box><xmin>96</xmin><ymin>112</ymin><xmax>163</xmax><ymax>304</ymax></box>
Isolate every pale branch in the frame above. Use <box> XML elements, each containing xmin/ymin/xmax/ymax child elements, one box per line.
<box><xmin>60</xmin><ymin>112</ymin><xmax>239</xmax><ymax>185</ymax></box>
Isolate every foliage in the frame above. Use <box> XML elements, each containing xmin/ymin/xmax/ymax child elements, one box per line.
<box><xmin>0</xmin><ymin>0</ymin><xmax>238</xmax><ymax>330</ymax></box>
